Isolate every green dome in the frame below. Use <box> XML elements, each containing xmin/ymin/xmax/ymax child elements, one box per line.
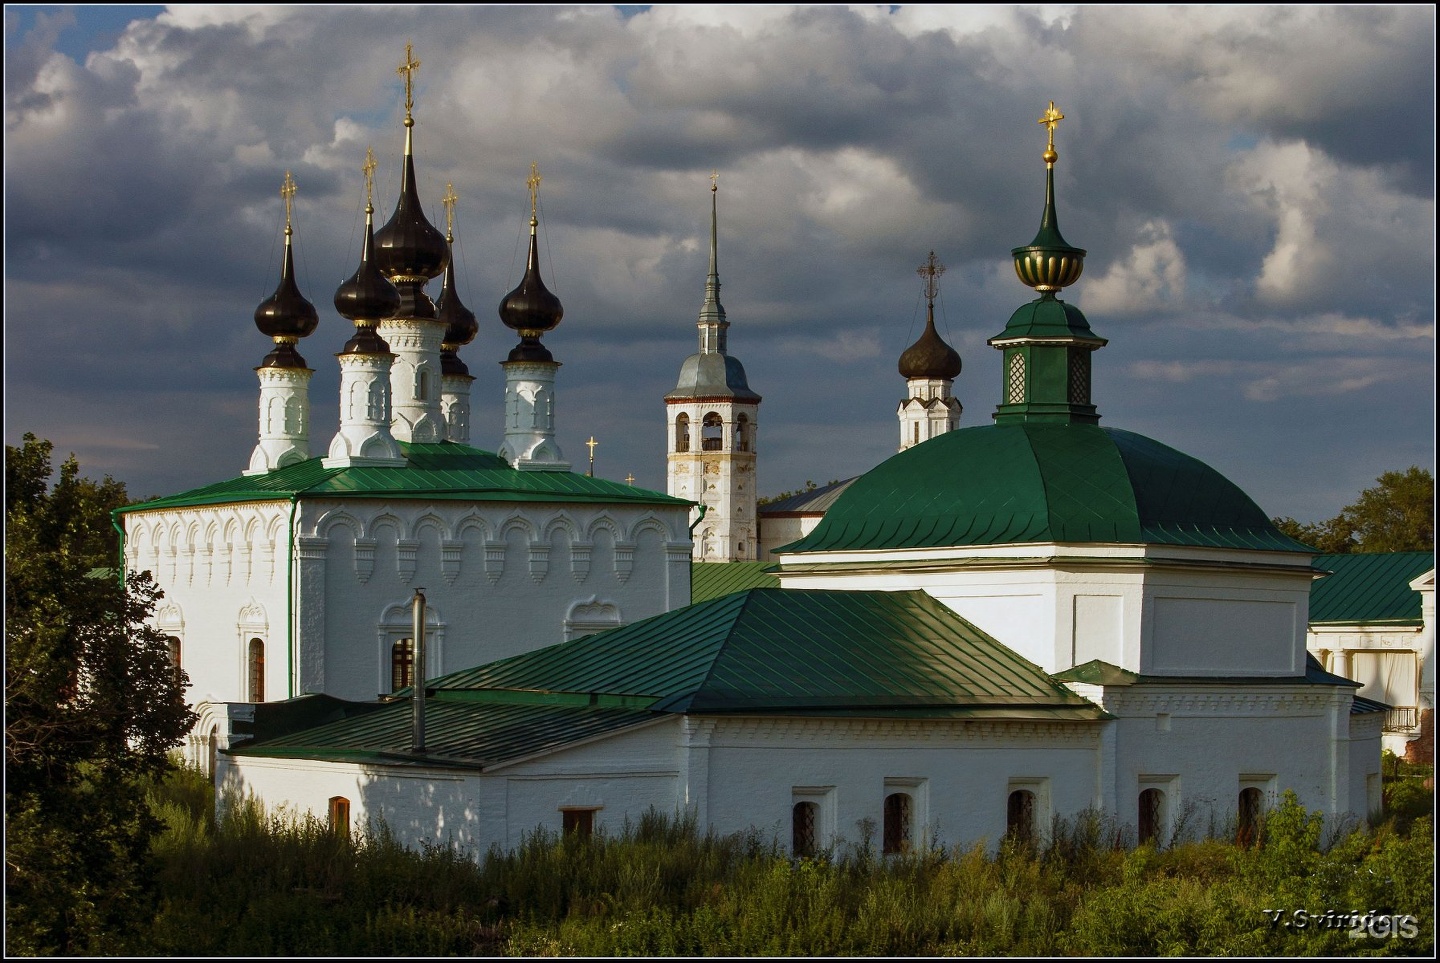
<box><xmin>781</xmin><ymin>423</ymin><xmax>1310</xmax><ymax>554</ymax></box>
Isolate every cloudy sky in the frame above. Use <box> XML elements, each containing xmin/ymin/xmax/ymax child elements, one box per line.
<box><xmin>5</xmin><ymin>4</ymin><xmax>1434</xmax><ymax>522</ymax></box>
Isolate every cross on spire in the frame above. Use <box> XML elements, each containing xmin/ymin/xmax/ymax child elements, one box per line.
<box><xmin>398</xmin><ymin>42</ymin><xmax>421</xmax><ymax>120</ymax></box>
<box><xmin>362</xmin><ymin>148</ymin><xmax>377</xmax><ymax>209</ymax></box>
<box><xmin>917</xmin><ymin>250</ymin><xmax>945</xmax><ymax>305</ymax></box>
<box><xmin>586</xmin><ymin>435</ymin><xmax>598</xmax><ymax>476</ymax></box>
<box><xmin>442</xmin><ymin>182</ymin><xmax>458</xmax><ymax>240</ymax></box>
<box><xmin>280</xmin><ymin>171</ymin><xmax>297</xmax><ymax>234</ymax></box>
<box><xmin>1038</xmin><ymin>100</ymin><xmax>1065</xmax><ymax>166</ymax></box>
<box><xmin>527</xmin><ymin>162</ymin><xmax>541</xmax><ymax>218</ymax></box>
<box><xmin>710</xmin><ymin>169</ymin><xmax>719</xmax><ymax>193</ymax></box>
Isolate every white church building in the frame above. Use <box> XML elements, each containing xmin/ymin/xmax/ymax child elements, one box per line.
<box><xmin>118</xmin><ymin>72</ymin><xmax>1384</xmax><ymax>856</ymax></box>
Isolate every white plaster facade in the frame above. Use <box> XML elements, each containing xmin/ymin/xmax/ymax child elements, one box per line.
<box><xmin>499</xmin><ymin>361</ymin><xmax>568</xmax><ymax>470</ymax></box>
<box><xmin>1306</xmin><ymin>568</ymin><xmax>1434</xmax><ymax>756</ymax></box>
<box><xmin>124</xmin><ymin>496</ymin><xmax>692</xmax><ymax>735</ymax></box>
<box><xmin>774</xmin><ymin>542</ymin><xmax>1316</xmax><ymax>678</ymax></box>
<box><xmin>379</xmin><ymin>317</ymin><xmax>446</xmax><ymax>444</ymax></box>
<box><xmin>221</xmin><ymin>694</ymin><xmax>1379</xmax><ymax>856</ymax></box>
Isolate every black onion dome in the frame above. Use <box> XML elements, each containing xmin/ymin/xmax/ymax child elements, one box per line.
<box><xmin>254</xmin><ymin>234</ymin><xmax>318</xmax><ymax>367</ymax></box>
<box><xmin>374</xmin><ymin>149</ymin><xmax>450</xmax><ymax>284</ymax></box>
<box><xmin>898</xmin><ymin>314</ymin><xmax>962</xmax><ymax>380</ymax></box>
<box><xmin>438</xmin><ymin>240</ymin><xmax>478</xmax><ymax>376</ymax></box>
<box><xmin>335</xmin><ymin>208</ymin><xmax>402</xmax><ymax>326</ymax></box>
<box><xmin>499</xmin><ymin>222</ymin><xmax>563</xmax><ymax>365</ymax></box>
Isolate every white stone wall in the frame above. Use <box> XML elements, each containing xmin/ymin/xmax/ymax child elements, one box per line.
<box><xmin>298</xmin><ymin>498</ymin><xmax>690</xmax><ymax>699</ymax></box>
<box><xmin>126</xmin><ymin>501</ymin><xmax>293</xmax><ymax>704</ymax></box>
<box><xmin>222</xmin><ymin>696</ymin><xmax>1369</xmax><ymax>858</ymax></box>
<box><xmin>777</xmin><ymin>543</ymin><xmax>1314</xmax><ymax>677</ymax></box>
<box><xmin>126</xmin><ymin>496</ymin><xmax>692</xmax><ymax>705</ymax></box>
<box><xmin>1097</xmin><ymin>682</ymin><xmax>1365</xmax><ymax>834</ymax></box>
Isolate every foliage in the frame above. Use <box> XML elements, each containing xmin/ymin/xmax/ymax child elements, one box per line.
<box><xmin>119</xmin><ymin>782</ymin><xmax>1434</xmax><ymax>956</ymax></box>
<box><xmin>1273</xmin><ymin>466</ymin><xmax>1434</xmax><ymax>554</ymax></box>
<box><xmin>758</xmin><ymin>478</ymin><xmax>843</xmax><ymax>507</ymax></box>
<box><xmin>5</xmin><ymin>433</ymin><xmax>196</xmax><ymax>954</ymax></box>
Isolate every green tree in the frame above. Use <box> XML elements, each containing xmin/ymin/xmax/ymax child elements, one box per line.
<box><xmin>5</xmin><ymin>434</ymin><xmax>196</xmax><ymax>954</ymax></box>
<box><xmin>1273</xmin><ymin>466</ymin><xmax>1434</xmax><ymax>554</ymax></box>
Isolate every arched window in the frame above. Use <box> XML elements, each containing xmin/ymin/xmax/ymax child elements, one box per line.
<box><xmin>793</xmin><ymin>801</ymin><xmax>819</xmax><ymax>857</ymax></box>
<box><xmin>166</xmin><ymin>635</ymin><xmax>182</xmax><ymax>669</ymax></box>
<box><xmin>248</xmin><ymin>638</ymin><xmax>265</xmax><ymax>703</ymax></box>
<box><xmin>391</xmin><ymin>637</ymin><xmax>415</xmax><ymax>693</ymax></box>
<box><xmin>1006</xmin><ymin>789</ymin><xmax>1035</xmax><ymax>844</ymax></box>
<box><xmin>416</xmin><ymin>365</ymin><xmax>432</xmax><ymax>401</ymax></box>
<box><xmin>208</xmin><ymin>725</ymin><xmax>219</xmax><ymax>779</ymax></box>
<box><xmin>1237</xmin><ymin>787</ymin><xmax>1265</xmax><ymax>847</ymax></box>
<box><xmin>329</xmin><ymin>796</ymin><xmax>350</xmax><ymax>835</ymax></box>
<box><xmin>675</xmin><ymin>413</ymin><xmax>690</xmax><ymax>452</ymax></box>
<box><xmin>702</xmin><ymin>412</ymin><xmax>724</xmax><ymax>451</ymax></box>
<box><xmin>1138</xmin><ymin>788</ymin><xmax>1164</xmax><ymax>845</ymax></box>
<box><xmin>735</xmin><ymin>413</ymin><xmax>750</xmax><ymax>452</ymax></box>
<box><xmin>883</xmin><ymin>792</ymin><xmax>911</xmax><ymax>854</ymax></box>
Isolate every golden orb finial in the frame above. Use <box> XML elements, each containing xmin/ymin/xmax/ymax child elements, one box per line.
<box><xmin>710</xmin><ymin>169</ymin><xmax>719</xmax><ymax>193</ymax></box>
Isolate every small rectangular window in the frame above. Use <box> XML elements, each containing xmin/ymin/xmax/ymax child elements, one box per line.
<box><xmin>562</xmin><ymin>808</ymin><xmax>597</xmax><ymax>839</ymax></box>
<box><xmin>328</xmin><ymin>796</ymin><xmax>350</xmax><ymax>835</ymax></box>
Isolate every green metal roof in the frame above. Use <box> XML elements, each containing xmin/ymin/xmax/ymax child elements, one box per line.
<box><xmin>1053</xmin><ymin>654</ymin><xmax>1362</xmax><ymax>690</ymax></box>
<box><xmin>781</xmin><ymin>424</ymin><xmax>1309</xmax><ymax>555</ymax></box>
<box><xmin>690</xmin><ymin>561</ymin><xmax>780</xmax><ymax>602</ymax></box>
<box><xmin>1308</xmin><ymin>552</ymin><xmax>1433</xmax><ymax>625</ymax></box>
<box><xmin>436</xmin><ymin>588</ymin><xmax>1102</xmax><ymax>715</ymax></box>
<box><xmin>234</xmin><ymin>588</ymin><xmax>1104</xmax><ymax>766</ymax></box>
<box><xmin>229</xmin><ymin>698</ymin><xmax>655</xmax><ymax>768</ymax></box>
<box><xmin>117</xmin><ymin>442</ymin><xmax>688</xmax><ymax>514</ymax></box>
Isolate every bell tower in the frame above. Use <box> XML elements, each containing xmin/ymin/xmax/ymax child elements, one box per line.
<box><xmin>665</xmin><ymin>174</ymin><xmax>762</xmax><ymax>561</ymax></box>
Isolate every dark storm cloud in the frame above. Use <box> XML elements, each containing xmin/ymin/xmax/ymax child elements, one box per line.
<box><xmin>4</xmin><ymin>4</ymin><xmax>1433</xmax><ymax>521</ymax></box>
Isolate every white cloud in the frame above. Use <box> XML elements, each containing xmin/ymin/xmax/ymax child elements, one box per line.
<box><xmin>1080</xmin><ymin>219</ymin><xmax>1186</xmax><ymax>316</ymax></box>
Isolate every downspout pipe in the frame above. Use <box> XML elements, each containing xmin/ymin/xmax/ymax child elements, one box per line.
<box><xmin>111</xmin><ymin>510</ymin><xmax>126</xmax><ymax>588</ymax></box>
<box><xmin>287</xmin><ymin>494</ymin><xmax>299</xmax><ymax>699</ymax></box>
<box><xmin>687</xmin><ymin>503</ymin><xmax>707</xmax><ymax>600</ymax></box>
<box><xmin>411</xmin><ymin>587</ymin><xmax>427</xmax><ymax>753</ymax></box>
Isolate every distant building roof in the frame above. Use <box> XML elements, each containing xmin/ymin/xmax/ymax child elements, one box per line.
<box><xmin>1308</xmin><ymin>552</ymin><xmax>1435</xmax><ymax>625</ymax></box>
<box><xmin>117</xmin><ymin>442</ymin><xmax>688</xmax><ymax>514</ymax></box>
<box><xmin>758</xmin><ymin>477</ymin><xmax>859</xmax><ymax>516</ymax></box>
<box><xmin>231</xmin><ymin>588</ymin><xmax>1105</xmax><ymax>767</ymax></box>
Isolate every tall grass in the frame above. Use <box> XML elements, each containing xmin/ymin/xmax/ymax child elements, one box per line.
<box><xmin>127</xmin><ymin>766</ymin><xmax>1433</xmax><ymax>956</ymax></box>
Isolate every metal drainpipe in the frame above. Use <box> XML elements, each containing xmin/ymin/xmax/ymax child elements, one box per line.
<box><xmin>411</xmin><ymin>587</ymin><xmax>427</xmax><ymax>753</ymax></box>
<box><xmin>111</xmin><ymin>510</ymin><xmax>127</xmax><ymax>588</ymax></box>
<box><xmin>687</xmin><ymin>504</ymin><xmax>708</xmax><ymax>598</ymax></box>
<box><xmin>287</xmin><ymin>495</ymin><xmax>299</xmax><ymax>700</ymax></box>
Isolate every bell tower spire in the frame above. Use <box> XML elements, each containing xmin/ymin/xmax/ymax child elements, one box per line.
<box><xmin>665</xmin><ymin>174</ymin><xmax>762</xmax><ymax>561</ymax></box>
<box><xmin>988</xmin><ymin>101</ymin><xmax>1107</xmax><ymax>425</ymax></box>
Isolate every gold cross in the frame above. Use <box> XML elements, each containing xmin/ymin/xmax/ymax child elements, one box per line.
<box><xmin>527</xmin><ymin>162</ymin><xmax>541</xmax><ymax>217</ymax></box>
<box><xmin>625</xmin><ymin>473</ymin><xmax>635</xmax><ymax>486</ymax></box>
<box><xmin>442</xmin><ymin>182</ymin><xmax>458</xmax><ymax>239</ymax></box>
<box><xmin>362</xmin><ymin>148</ymin><xmax>377</xmax><ymax>208</ymax></box>
<box><xmin>280</xmin><ymin>171</ymin><xmax>297</xmax><ymax>232</ymax></box>
<box><xmin>586</xmin><ymin>436</ymin><xmax>598</xmax><ymax>457</ymax></box>
<box><xmin>1039</xmin><ymin>100</ymin><xmax>1064</xmax><ymax>152</ymax></box>
<box><xmin>710</xmin><ymin>169</ymin><xmax>719</xmax><ymax>192</ymax></box>
<box><xmin>398</xmin><ymin>42</ymin><xmax>421</xmax><ymax>118</ymax></box>
<box><xmin>917</xmin><ymin>250</ymin><xmax>945</xmax><ymax>303</ymax></box>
